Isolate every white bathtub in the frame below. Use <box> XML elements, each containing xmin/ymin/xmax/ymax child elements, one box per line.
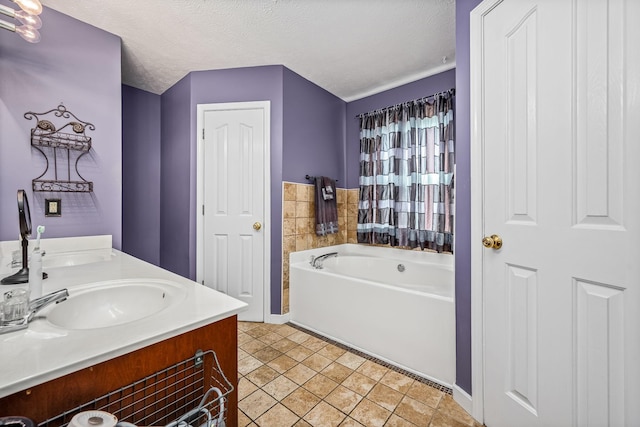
<box><xmin>289</xmin><ymin>244</ymin><xmax>455</xmax><ymax>387</ymax></box>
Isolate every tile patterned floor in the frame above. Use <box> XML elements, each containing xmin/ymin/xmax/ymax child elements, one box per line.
<box><xmin>237</xmin><ymin>322</ymin><xmax>483</xmax><ymax>427</ymax></box>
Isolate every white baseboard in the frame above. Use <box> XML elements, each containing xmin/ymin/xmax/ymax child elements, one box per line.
<box><xmin>453</xmin><ymin>383</ymin><xmax>474</xmax><ymax>420</ymax></box>
<box><xmin>266</xmin><ymin>313</ymin><xmax>290</xmax><ymax>324</ymax></box>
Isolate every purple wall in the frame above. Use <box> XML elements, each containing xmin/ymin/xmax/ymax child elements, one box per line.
<box><xmin>345</xmin><ymin>69</ymin><xmax>456</xmax><ymax>188</ymax></box>
<box><xmin>143</xmin><ymin>65</ymin><xmax>347</xmax><ymax>315</ymax></box>
<box><xmin>122</xmin><ymin>85</ymin><xmax>161</xmax><ymax>265</ymax></box>
<box><xmin>455</xmin><ymin>0</ymin><xmax>484</xmax><ymax>396</ymax></box>
<box><xmin>159</xmin><ymin>74</ymin><xmax>193</xmax><ymax>278</ymax></box>
<box><xmin>0</xmin><ymin>2</ymin><xmax>122</xmax><ymax>248</ymax></box>
<box><xmin>283</xmin><ymin>68</ymin><xmax>347</xmax><ymax>185</ymax></box>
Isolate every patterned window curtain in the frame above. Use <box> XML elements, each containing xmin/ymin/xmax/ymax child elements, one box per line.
<box><xmin>357</xmin><ymin>93</ymin><xmax>455</xmax><ymax>253</ymax></box>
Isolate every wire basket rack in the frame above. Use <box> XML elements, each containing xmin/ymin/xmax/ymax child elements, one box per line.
<box><xmin>38</xmin><ymin>350</ymin><xmax>233</xmax><ymax>427</ymax></box>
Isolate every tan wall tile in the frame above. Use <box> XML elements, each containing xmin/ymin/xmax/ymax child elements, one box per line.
<box><xmin>305</xmin><ymin>185</ymin><xmax>315</xmax><ymax>202</ymax></box>
<box><xmin>296</xmin><ymin>184</ymin><xmax>310</xmax><ymax>201</ymax></box>
<box><xmin>284</xmin><ymin>201</ymin><xmax>297</xmax><ymax>218</ymax></box>
<box><xmin>338</xmin><ymin>216</ymin><xmax>346</xmax><ymax>229</ymax></box>
<box><xmin>337</xmin><ymin>188</ymin><xmax>347</xmax><ymax>204</ymax></box>
<box><xmin>296</xmin><ymin>201</ymin><xmax>309</xmax><ymax>218</ymax></box>
<box><xmin>347</xmin><ymin>189</ymin><xmax>359</xmax><ymax>204</ymax></box>
<box><xmin>284</xmin><ymin>182</ymin><xmax>297</xmax><ymax>201</ymax></box>
<box><xmin>283</xmin><ymin>235</ymin><xmax>296</xmax><ymax>254</ymax></box>
<box><xmin>283</xmin><ymin>218</ymin><xmax>296</xmax><ymax>236</ymax></box>
<box><xmin>295</xmin><ymin>218</ymin><xmax>309</xmax><ymax>235</ymax></box>
<box><xmin>296</xmin><ymin>234</ymin><xmax>308</xmax><ymax>251</ymax></box>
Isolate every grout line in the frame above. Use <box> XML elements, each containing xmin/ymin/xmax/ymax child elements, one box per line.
<box><xmin>286</xmin><ymin>322</ymin><xmax>453</xmax><ymax>395</ymax></box>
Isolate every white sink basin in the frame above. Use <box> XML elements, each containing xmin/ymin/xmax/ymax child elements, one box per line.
<box><xmin>46</xmin><ymin>280</ymin><xmax>186</xmax><ymax>330</ymax></box>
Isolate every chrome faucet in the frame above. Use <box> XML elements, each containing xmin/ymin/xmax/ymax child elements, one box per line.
<box><xmin>0</xmin><ymin>288</ymin><xmax>68</xmax><ymax>334</ymax></box>
<box><xmin>311</xmin><ymin>252</ymin><xmax>338</xmax><ymax>269</ymax></box>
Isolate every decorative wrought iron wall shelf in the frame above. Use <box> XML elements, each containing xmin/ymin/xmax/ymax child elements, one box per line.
<box><xmin>25</xmin><ymin>104</ymin><xmax>95</xmax><ymax>192</ymax></box>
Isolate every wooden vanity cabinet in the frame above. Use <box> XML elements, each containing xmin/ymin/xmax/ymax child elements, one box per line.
<box><xmin>0</xmin><ymin>316</ymin><xmax>238</xmax><ymax>427</ymax></box>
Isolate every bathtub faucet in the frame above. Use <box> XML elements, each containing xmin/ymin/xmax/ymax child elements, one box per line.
<box><xmin>311</xmin><ymin>252</ymin><xmax>338</xmax><ymax>269</ymax></box>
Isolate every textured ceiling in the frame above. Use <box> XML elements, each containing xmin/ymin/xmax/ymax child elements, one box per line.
<box><xmin>40</xmin><ymin>0</ymin><xmax>456</xmax><ymax>101</ymax></box>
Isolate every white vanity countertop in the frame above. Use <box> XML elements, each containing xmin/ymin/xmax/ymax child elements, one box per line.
<box><xmin>0</xmin><ymin>236</ymin><xmax>247</xmax><ymax>399</ymax></box>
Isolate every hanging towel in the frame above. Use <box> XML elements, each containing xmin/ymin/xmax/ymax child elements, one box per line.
<box><xmin>314</xmin><ymin>176</ymin><xmax>339</xmax><ymax>236</ymax></box>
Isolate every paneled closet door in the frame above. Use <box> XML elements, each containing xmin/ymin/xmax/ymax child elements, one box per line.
<box><xmin>477</xmin><ymin>0</ymin><xmax>640</xmax><ymax>425</ymax></box>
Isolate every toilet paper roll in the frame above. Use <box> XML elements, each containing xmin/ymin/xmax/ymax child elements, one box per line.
<box><xmin>68</xmin><ymin>411</ymin><xmax>118</xmax><ymax>427</ymax></box>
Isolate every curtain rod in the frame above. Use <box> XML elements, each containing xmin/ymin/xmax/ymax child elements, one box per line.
<box><xmin>355</xmin><ymin>87</ymin><xmax>455</xmax><ymax>119</ymax></box>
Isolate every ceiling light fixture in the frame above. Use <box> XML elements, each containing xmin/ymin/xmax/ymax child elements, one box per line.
<box><xmin>0</xmin><ymin>1</ymin><xmax>42</xmax><ymax>43</ymax></box>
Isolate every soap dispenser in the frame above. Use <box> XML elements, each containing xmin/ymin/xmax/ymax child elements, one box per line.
<box><xmin>28</xmin><ymin>225</ymin><xmax>45</xmax><ymax>299</ymax></box>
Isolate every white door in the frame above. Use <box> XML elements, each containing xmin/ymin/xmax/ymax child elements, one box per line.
<box><xmin>475</xmin><ymin>0</ymin><xmax>640</xmax><ymax>425</ymax></box>
<box><xmin>198</xmin><ymin>102</ymin><xmax>270</xmax><ymax>322</ymax></box>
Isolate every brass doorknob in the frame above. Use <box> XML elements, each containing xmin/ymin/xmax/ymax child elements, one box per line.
<box><xmin>482</xmin><ymin>234</ymin><xmax>503</xmax><ymax>249</ymax></box>
<box><xmin>253</xmin><ymin>222</ymin><xmax>262</xmax><ymax>231</ymax></box>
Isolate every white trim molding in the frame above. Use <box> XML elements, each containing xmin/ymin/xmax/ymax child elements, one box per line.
<box><xmin>266</xmin><ymin>313</ymin><xmax>290</xmax><ymax>325</ymax></box>
<box><xmin>470</xmin><ymin>0</ymin><xmax>505</xmax><ymax>424</ymax></box>
<box><xmin>453</xmin><ymin>383</ymin><xmax>474</xmax><ymax>418</ymax></box>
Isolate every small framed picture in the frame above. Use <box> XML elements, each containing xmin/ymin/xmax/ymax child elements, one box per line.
<box><xmin>45</xmin><ymin>199</ymin><xmax>61</xmax><ymax>217</ymax></box>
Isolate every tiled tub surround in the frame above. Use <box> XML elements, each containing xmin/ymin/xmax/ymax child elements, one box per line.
<box><xmin>238</xmin><ymin>321</ymin><xmax>481</xmax><ymax>427</ymax></box>
<box><xmin>289</xmin><ymin>245</ymin><xmax>455</xmax><ymax>387</ymax></box>
<box><xmin>282</xmin><ymin>182</ymin><xmax>359</xmax><ymax>313</ymax></box>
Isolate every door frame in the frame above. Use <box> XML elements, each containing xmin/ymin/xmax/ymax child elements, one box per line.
<box><xmin>195</xmin><ymin>101</ymin><xmax>272</xmax><ymax>322</ymax></box>
<box><xmin>470</xmin><ymin>0</ymin><xmax>503</xmax><ymax>423</ymax></box>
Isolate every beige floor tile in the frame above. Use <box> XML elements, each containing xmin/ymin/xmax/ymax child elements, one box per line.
<box><xmin>356</xmin><ymin>360</ymin><xmax>389</xmax><ymax>382</ymax></box>
<box><xmin>301</xmin><ymin>336</ymin><xmax>329</xmax><ymax>352</ymax></box>
<box><xmin>336</xmin><ymin>352</ymin><xmax>367</xmax><ymax>370</ymax></box>
<box><xmin>405</xmin><ymin>382</ymin><xmax>444</xmax><ymax>409</ymax></box>
<box><xmin>245</xmin><ymin>325</ymin><xmax>271</xmax><ymax>338</ymax></box>
<box><xmin>258</xmin><ymin>331</ymin><xmax>286</xmax><ymax>345</ymax></box>
<box><xmin>238</xmin><ymin>348</ymin><xmax>250</xmax><ymax>360</ymax></box>
<box><xmin>435</xmin><ymin>395</ymin><xmax>477</xmax><ymax>426</ymax></box>
<box><xmin>367</xmin><ymin>383</ymin><xmax>404</xmax><ymax>411</ymax></box>
<box><xmin>268</xmin><ymin>354</ymin><xmax>299</xmax><ymax>373</ymax></box>
<box><xmin>238</xmin><ymin>321</ymin><xmax>260</xmax><ymax>332</ymax></box>
<box><xmin>339</xmin><ymin>418</ymin><xmax>366</xmax><ymax>427</ymax></box>
<box><xmin>245</xmin><ymin>364</ymin><xmax>280</xmax><ymax>387</ymax></box>
<box><xmin>262</xmin><ymin>375</ymin><xmax>299</xmax><ymax>400</ymax></box>
<box><xmin>322</xmin><ymin>362</ymin><xmax>355</xmax><ymax>383</ymax></box>
<box><xmin>238</xmin><ymin>355</ymin><xmax>264</xmax><ymax>375</ymax></box>
<box><xmin>238</xmin><ymin>389</ymin><xmax>277</xmax><ymax>420</ymax></box>
<box><xmin>325</xmin><ymin>384</ymin><xmax>363</xmax><ymax>414</ymax></box>
<box><xmin>384</xmin><ymin>414</ymin><xmax>417</xmax><ymax>426</ymax></box>
<box><xmin>238</xmin><ymin>377</ymin><xmax>259</xmax><ymax>401</ymax></box>
<box><xmin>282</xmin><ymin>387</ymin><xmax>322</xmax><ymax>417</ymax></box>
<box><xmin>287</xmin><ymin>345</ymin><xmax>315</xmax><ymax>362</ymax></box>
<box><xmin>350</xmin><ymin>398</ymin><xmax>392</xmax><ymax>427</ymax></box>
<box><xmin>394</xmin><ymin>396</ymin><xmax>434</xmax><ymax>427</ymax></box>
<box><xmin>302</xmin><ymin>353</ymin><xmax>333</xmax><ymax>372</ymax></box>
<box><xmin>252</xmin><ymin>346</ymin><xmax>283</xmax><ymax>363</ymax></box>
<box><xmin>255</xmin><ymin>403</ymin><xmax>300</xmax><ymax>427</ymax></box>
<box><xmin>285</xmin><ymin>363</ymin><xmax>317</xmax><ymax>385</ymax></box>
<box><xmin>342</xmin><ymin>371</ymin><xmax>377</xmax><ymax>396</ymax></box>
<box><xmin>288</xmin><ymin>330</ymin><xmax>313</xmax><ymax>344</ymax></box>
<box><xmin>272</xmin><ymin>323</ymin><xmax>298</xmax><ymax>337</ymax></box>
<box><xmin>379</xmin><ymin>371</ymin><xmax>415</xmax><ymax>394</ymax></box>
<box><xmin>238</xmin><ymin>331</ymin><xmax>253</xmax><ymax>345</ymax></box>
<box><xmin>238</xmin><ymin>409</ymin><xmax>253</xmax><ymax>427</ymax></box>
<box><xmin>302</xmin><ymin>373</ymin><xmax>339</xmax><ymax>399</ymax></box>
<box><xmin>428</xmin><ymin>412</ymin><xmax>473</xmax><ymax>427</ymax></box>
<box><xmin>294</xmin><ymin>419</ymin><xmax>313</xmax><ymax>427</ymax></box>
<box><xmin>303</xmin><ymin>401</ymin><xmax>347</xmax><ymax>427</ymax></box>
<box><xmin>271</xmin><ymin>337</ymin><xmax>299</xmax><ymax>353</ymax></box>
<box><xmin>240</xmin><ymin>338</ymin><xmax>268</xmax><ymax>354</ymax></box>
<box><xmin>317</xmin><ymin>343</ymin><xmax>347</xmax><ymax>360</ymax></box>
